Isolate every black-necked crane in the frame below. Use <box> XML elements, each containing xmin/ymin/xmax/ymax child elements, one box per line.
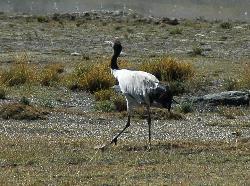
<box><xmin>100</xmin><ymin>40</ymin><xmax>173</xmax><ymax>150</ymax></box>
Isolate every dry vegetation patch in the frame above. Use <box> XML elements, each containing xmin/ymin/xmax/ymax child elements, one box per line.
<box><xmin>239</xmin><ymin>62</ymin><xmax>250</xmax><ymax>89</ymax></box>
<box><xmin>64</xmin><ymin>60</ymin><xmax>116</xmax><ymax>92</ymax></box>
<box><xmin>0</xmin><ymin>53</ymin><xmax>36</xmax><ymax>86</ymax></box>
<box><xmin>139</xmin><ymin>57</ymin><xmax>194</xmax><ymax>82</ymax></box>
<box><xmin>0</xmin><ymin>103</ymin><xmax>48</xmax><ymax>120</ymax></box>
<box><xmin>39</xmin><ymin>63</ymin><xmax>64</xmax><ymax>86</ymax></box>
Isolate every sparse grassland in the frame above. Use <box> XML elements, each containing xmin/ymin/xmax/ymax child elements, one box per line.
<box><xmin>0</xmin><ymin>135</ymin><xmax>249</xmax><ymax>185</ymax></box>
<box><xmin>0</xmin><ymin>11</ymin><xmax>249</xmax><ymax>185</ymax></box>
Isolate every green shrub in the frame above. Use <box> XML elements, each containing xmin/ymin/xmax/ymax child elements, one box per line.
<box><xmin>224</xmin><ymin>78</ymin><xmax>238</xmax><ymax>91</ymax></box>
<box><xmin>169</xmin><ymin>28</ymin><xmax>183</xmax><ymax>35</ymax></box>
<box><xmin>192</xmin><ymin>46</ymin><xmax>203</xmax><ymax>56</ymax></box>
<box><xmin>63</xmin><ymin>62</ymin><xmax>91</xmax><ymax>91</ymax></box>
<box><xmin>94</xmin><ymin>89</ymin><xmax>127</xmax><ymax>112</ymax></box>
<box><xmin>37</xmin><ymin>16</ymin><xmax>49</xmax><ymax>23</ymax></box>
<box><xmin>178</xmin><ymin>101</ymin><xmax>194</xmax><ymax>113</ymax></box>
<box><xmin>169</xmin><ymin>81</ymin><xmax>186</xmax><ymax>95</ymax></box>
<box><xmin>220</xmin><ymin>22</ymin><xmax>232</xmax><ymax>29</ymax></box>
<box><xmin>94</xmin><ymin>100</ymin><xmax>115</xmax><ymax>112</ymax></box>
<box><xmin>0</xmin><ymin>87</ymin><xmax>6</xmax><ymax>99</ymax></box>
<box><xmin>20</xmin><ymin>96</ymin><xmax>30</xmax><ymax>105</ymax></box>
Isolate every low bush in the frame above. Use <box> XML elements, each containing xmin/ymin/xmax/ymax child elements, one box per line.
<box><xmin>192</xmin><ymin>46</ymin><xmax>204</xmax><ymax>56</ymax></box>
<box><xmin>94</xmin><ymin>89</ymin><xmax>116</xmax><ymax>101</ymax></box>
<box><xmin>39</xmin><ymin>63</ymin><xmax>64</xmax><ymax>86</ymax></box>
<box><xmin>94</xmin><ymin>100</ymin><xmax>115</xmax><ymax>112</ymax></box>
<box><xmin>0</xmin><ymin>53</ymin><xmax>36</xmax><ymax>86</ymax></box>
<box><xmin>112</xmin><ymin>94</ymin><xmax>127</xmax><ymax>112</ymax></box>
<box><xmin>139</xmin><ymin>57</ymin><xmax>194</xmax><ymax>82</ymax></box>
<box><xmin>178</xmin><ymin>101</ymin><xmax>194</xmax><ymax>113</ymax></box>
<box><xmin>238</xmin><ymin>63</ymin><xmax>250</xmax><ymax>89</ymax></box>
<box><xmin>0</xmin><ymin>87</ymin><xmax>6</xmax><ymax>99</ymax></box>
<box><xmin>77</xmin><ymin>62</ymin><xmax>115</xmax><ymax>92</ymax></box>
<box><xmin>169</xmin><ymin>28</ymin><xmax>183</xmax><ymax>35</ymax></box>
<box><xmin>37</xmin><ymin>16</ymin><xmax>49</xmax><ymax>23</ymax></box>
<box><xmin>20</xmin><ymin>96</ymin><xmax>30</xmax><ymax>105</ymax></box>
<box><xmin>169</xmin><ymin>81</ymin><xmax>186</xmax><ymax>95</ymax></box>
<box><xmin>223</xmin><ymin>78</ymin><xmax>238</xmax><ymax>91</ymax></box>
<box><xmin>0</xmin><ymin>103</ymin><xmax>47</xmax><ymax>120</ymax></box>
<box><xmin>94</xmin><ymin>89</ymin><xmax>127</xmax><ymax>112</ymax></box>
<box><xmin>65</xmin><ymin>59</ymin><xmax>132</xmax><ymax>92</ymax></box>
<box><xmin>220</xmin><ymin>22</ymin><xmax>232</xmax><ymax>29</ymax></box>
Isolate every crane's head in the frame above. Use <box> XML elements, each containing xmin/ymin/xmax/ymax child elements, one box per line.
<box><xmin>158</xmin><ymin>91</ymin><xmax>174</xmax><ymax>112</ymax></box>
<box><xmin>113</xmin><ymin>40</ymin><xmax>122</xmax><ymax>56</ymax></box>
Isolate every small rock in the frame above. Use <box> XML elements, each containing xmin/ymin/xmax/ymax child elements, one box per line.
<box><xmin>195</xmin><ymin>33</ymin><xmax>205</xmax><ymax>37</ymax></box>
<box><xmin>71</xmin><ymin>52</ymin><xmax>81</xmax><ymax>56</ymax></box>
<box><xmin>233</xmin><ymin>26</ymin><xmax>244</xmax><ymax>29</ymax></box>
<box><xmin>193</xmin><ymin>91</ymin><xmax>250</xmax><ymax>106</ymax></box>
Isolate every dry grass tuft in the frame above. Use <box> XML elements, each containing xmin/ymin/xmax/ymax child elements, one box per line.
<box><xmin>0</xmin><ymin>103</ymin><xmax>48</xmax><ymax>120</ymax></box>
<box><xmin>217</xmin><ymin>106</ymin><xmax>246</xmax><ymax>119</ymax></box>
<box><xmin>239</xmin><ymin>63</ymin><xmax>250</xmax><ymax>89</ymax></box>
<box><xmin>94</xmin><ymin>89</ymin><xmax>127</xmax><ymax>112</ymax></box>
<box><xmin>0</xmin><ymin>53</ymin><xmax>36</xmax><ymax>86</ymax></box>
<box><xmin>65</xmin><ymin>59</ymin><xmax>133</xmax><ymax>92</ymax></box>
<box><xmin>0</xmin><ymin>86</ymin><xmax>6</xmax><ymax>99</ymax></box>
<box><xmin>39</xmin><ymin>63</ymin><xmax>64</xmax><ymax>86</ymax></box>
<box><xmin>94</xmin><ymin>89</ymin><xmax>116</xmax><ymax>101</ymax></box>
<box><xmin>64</xmin><ymin>61</ymin><xmax>114</xmax><ymax>92</ymax></box>
<box><xmin>77</xmin><ymin>62</ymin><xmax>115</xmax><ymax>92</ymax></box>
<box><xmin>139</xmin><ymin>57</ymin><xmax>194</xmax><ymax>82</ymax></box>
<box><xmin>112</xmin><ymin>94</ymin><xmax>127</xmax><ymax>112</ymax></box>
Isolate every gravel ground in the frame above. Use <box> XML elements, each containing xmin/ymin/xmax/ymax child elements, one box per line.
<box><xmin>1</xmin><ymin>109</ymin><xmax>250</xmax><ymax>144</ymax></box>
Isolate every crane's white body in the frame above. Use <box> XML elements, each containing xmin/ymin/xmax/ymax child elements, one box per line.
<box><xmin>112</xmin><ymin>69</ymin><xmax>159</xmax><ymax>109</ymax></box>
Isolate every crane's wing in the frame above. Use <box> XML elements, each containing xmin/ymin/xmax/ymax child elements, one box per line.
<box><xmin>114</xmin><ymin>69</ymin><xmax>159</xmax><ymax>103</ymax></box>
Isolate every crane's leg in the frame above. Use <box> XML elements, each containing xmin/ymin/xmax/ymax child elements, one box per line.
<box><xmin>110</xmin><ymin>114</ymin><xmax>130</xmax><ymax>145</ymax></box>
<box><xmin>110</xmin><ymin>100</ymin><xmax>132</xmax><ymax>145</ymax></box>
<box><xmin>98</xmin><ymin>114</ymin><xmax>130</xmax><ymax>151</ymax></box>
<box><xmin>146</xmin><ymin>106</ymin><xmax>152</xmax><ymax>148</ymax></box>
<box><xmin>98</xmin><ymin>98</ymin><xmax>131</xmax><ymax>151</ymax></box>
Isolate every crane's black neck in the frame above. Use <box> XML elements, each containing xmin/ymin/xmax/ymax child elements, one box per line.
<box><xmin>111</xmin><ymin>41</ymin><xmax>122</xmax><ymax>70</ymax></box>
<box><xmin>111</xmin><ymin>54</ymin><xmax>119</xmax><ymax>70</ymax></box>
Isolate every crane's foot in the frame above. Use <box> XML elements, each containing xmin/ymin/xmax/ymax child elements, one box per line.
<box><xmin>94</xmin><ymin>138</ymin><xmax>118</xmax><ymax>151</ymax></box>
<box><xmin>111</xmin><ymin>137</ymin><xmax>118</xmax><ymax>145</ymax></box>
<box><xmin>94</xmin><ymin>144</ymin><xmax>109</xmax><ymax>152</ymax></box>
